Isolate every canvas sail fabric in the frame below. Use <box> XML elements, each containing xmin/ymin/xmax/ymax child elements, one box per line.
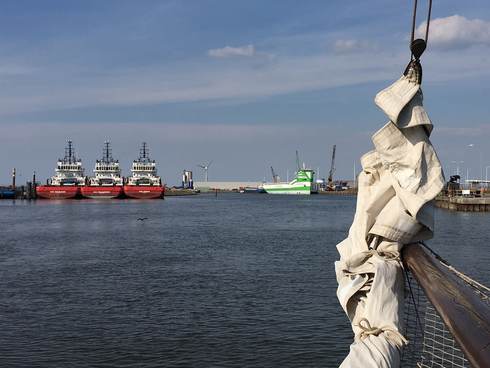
<box><xmin>335</xmin><ymin>70</ymin><xmax>444</xmax><ymax>367</ymax></box>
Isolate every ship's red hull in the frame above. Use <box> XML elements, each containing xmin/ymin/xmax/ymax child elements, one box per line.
<box><xmin>81</xmin><ymin>186</ymin><xmax>123</xmax><ymax>199</ymax></box>
<box><xmin>123</xmin><ymin>185</ymin><xmax>164</xmax><ymax>199</ymax></box>
<box><xmin>36</xmin><ymin>185</ymin><xmax>80</xmax><ymax>199</ymax></box>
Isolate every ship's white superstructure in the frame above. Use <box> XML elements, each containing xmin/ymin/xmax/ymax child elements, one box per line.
<box><xmin>49</xmin><ymin>140</ymin><xmax>86</xmax><ymax>186</ymax></box>
<box><xmin>126</xmin><ymin>142</ymin><xmax>162</xmax><ymax>186</ymax></box>
<box><xmin>88</xmin><ymin>141</ymin><xmax>123</xmax><ymax>186</ymax></box>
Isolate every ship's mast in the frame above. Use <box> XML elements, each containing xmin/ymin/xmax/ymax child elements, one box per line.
<box><xmin>103</xmin><ymin>141</ymin><xmax>113</xmax><ymax>162</ymax></box>
<box><xmin>64</xmin><ymin>140</ymin><xmax>75</xmax><ymax>163</ymax></box>
<box><xmin>139</xmin><ymin>142</ymin><xmax>149</xmax><ymax>161</ymax></box>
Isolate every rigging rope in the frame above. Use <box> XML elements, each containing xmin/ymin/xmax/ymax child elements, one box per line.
<box><xmin>404</xmin><ymin>0</ymin><xmax>433</xmax><ymax>85</ymax></box>
<box><xmin>419</xmin><ymin>241</ymin><xmax>490</xmax><ymax>294</ymax></box>
<box><xmin>409</xmin><ymin>0</ymin><xmax>433</xmax><ymax>60</ymax></box>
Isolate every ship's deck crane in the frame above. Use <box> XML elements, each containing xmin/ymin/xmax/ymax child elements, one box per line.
<box><xmin>327</xmin><ymin>145</ymin><xmax>336</xmax><ymax>190</ymax></box>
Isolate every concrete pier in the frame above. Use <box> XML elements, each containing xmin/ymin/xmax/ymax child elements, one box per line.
<box><xmin>318</xmin><ymin>188</ymin><xmax>357</xmax><ymax>196</ymax></box>
<box><xmin>435</xmin><ymin>196</ymin><xmax>490</xmax><ymax>212</ymax></box>
<box><xmin>164</xmin><ymin>188</ymin><xmax>199</xmax><ymax>196</ymax></box>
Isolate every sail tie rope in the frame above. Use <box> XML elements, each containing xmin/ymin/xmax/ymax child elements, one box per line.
<box><xmin>357</xmin><ymin>318</ymin><xmax>409</xmax><ymax>347</ymax></box>
<box><xmin>345</xmin><ymin>248</ymin><xmax>401</xmax><ymax>271</ymax></box>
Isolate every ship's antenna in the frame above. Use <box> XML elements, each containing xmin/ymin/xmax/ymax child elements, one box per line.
<box><xmin>140</xmin><ymin>142</ymin><xmax>149</xmax><ymax>160</ymax></box>
<box><xmin>65</xmin><ymin>140</ymin><xmax>75</xmax><ymax>163</ymax></box>
<box><xmin>103</xmin><ymin>141</ymin><xmax>112</xmax><ymax>162</ymax></box>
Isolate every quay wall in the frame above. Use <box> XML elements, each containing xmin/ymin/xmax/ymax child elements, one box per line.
<box><xmin>194</xmin><ymin>181</ymin><xmax>263</xmax><ymax>191</ymax></box>
<box><xmin>435</xmin><ymin>196</ymin><xmax>490</xmax><ymax>212</ymax></box>
<box><xmin>318</xmin><ymin>188</ymin><xmax>357</xmax><ymax>196</ymax></box>
<box><xmin>164</xmin><ymin>188</ymin><xmax>198</xmax><ymax>196</ymax></box>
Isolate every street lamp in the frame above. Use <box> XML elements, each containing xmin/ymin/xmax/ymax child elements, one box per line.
<box><xmin>467</xmin><ymin>143</ymin><xmax>483</xmax><ymax>180</ymax></box>
<box><xmin>450</xmin><ymin>161</ymin><xmax>456</xmax><ymax>174</ymax></box>
<box><xmin>451</xmin><ymin>160</ymin><xmax>464</xmax><ymax>175</ymax></box>
<box><xmin>485</xmin><ymin>166</ymin><xmax>490</xmax><ymax>182</ymax></box>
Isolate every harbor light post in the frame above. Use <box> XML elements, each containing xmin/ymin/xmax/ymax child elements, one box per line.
<box><xmin>485</xmin><ymin>166</ymin><xmax>490</xmax><ymax>189</ymax></box>
<box><xmin>467</xmin><ymin>143</ymin><xmax>483</xmax><ymax>181</ymax></box>
<box><xmin>451</xmin><ymin>160</ymin><xmax>464</xmax><ymax>176</ymax></box>
<box><xmin>11</xmin><ymin>168</ymin><xmax>16</xmax><ymax>189</ymax></box>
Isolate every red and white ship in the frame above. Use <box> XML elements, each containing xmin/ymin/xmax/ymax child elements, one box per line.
<box><xmin>81</xmin><ymin>141</ymin><xmax>123</xmax><ymax>199</ymax></box>
<box><xmin>123</xmin><ymin>142</ymin><xmax>164</xmax><ymax>199</ymax></box>
<box><xmin>36</xmin><ymin>140</ymin><xmax>86</xmax><ymax>199</ymax></box>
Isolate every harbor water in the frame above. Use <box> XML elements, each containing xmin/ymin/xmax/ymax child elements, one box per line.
<box><xmin>0</xmin><ymin>194</ymin><xmax>489</xmax><ymax>367</ymax></box>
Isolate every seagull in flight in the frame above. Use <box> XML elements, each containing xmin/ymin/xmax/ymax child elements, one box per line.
<box><xmin>137</xmin><ymin>217</ymin><xmax>148</xmax><ymax>221</ymax></box>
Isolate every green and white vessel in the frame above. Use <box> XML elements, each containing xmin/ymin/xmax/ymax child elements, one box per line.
<box><xmin>263</xmin><ymin>168</ymin><xmax>315</xmax><ymax>195</ymax></box>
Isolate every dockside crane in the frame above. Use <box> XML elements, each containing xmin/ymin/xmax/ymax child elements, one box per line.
<box><xmin>270</xmin><ymin>166</ymin><xmax>280</xmax><ymax>183</ymax></box>
<box><xmin>327</xmin><ymin>145</ymin><xmax>336</xmax><ymax>190</ymax></box>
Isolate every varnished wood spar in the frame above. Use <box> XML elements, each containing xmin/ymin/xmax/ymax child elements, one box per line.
<box><xmin>402</xmin><ymin>243</ymin><xmax>490</xmax><ymax>368</ymax></box>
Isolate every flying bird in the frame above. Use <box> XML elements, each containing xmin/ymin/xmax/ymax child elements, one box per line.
<box><xmin>137</xmin><ymin>217</ymin><xmax>148</xmax><ymax>221</ymax></box>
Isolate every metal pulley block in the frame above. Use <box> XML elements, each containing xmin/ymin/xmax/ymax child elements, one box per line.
<box><xmin>404</xmin><ymin>0</ymin><xmax>433</xmax><ymax>84</ymax></box>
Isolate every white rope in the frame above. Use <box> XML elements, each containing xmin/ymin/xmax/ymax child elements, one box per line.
<box><xmin>357</xmin><ymin>318</ymin><xmax>409</xmax><ymax>347</ymax></box>
<box><xmin>442</xmin><ymin>263</ymin><xmax>490</xmax><ymax>295</ymax></box>
<box><xmin>420</xmin><ymin>242</ymin><xmax>490</xmax><ymax>296</ymax></box>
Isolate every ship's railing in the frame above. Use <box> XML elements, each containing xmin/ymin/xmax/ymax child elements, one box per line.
<box><xmin>400</xmin><ymin>243</ymin><xmax>490</xmax><ymax>368</ymax></box>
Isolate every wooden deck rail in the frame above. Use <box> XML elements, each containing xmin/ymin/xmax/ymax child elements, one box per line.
<box><xmin>402</xmin><ymin>243</ymin><xmax>490</xmax><ymax>368</ymax></box>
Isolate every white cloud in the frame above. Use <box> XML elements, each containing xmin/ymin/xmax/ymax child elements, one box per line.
<box><xmin>417</xmin><ymin>15</ymin><xmax>490</xmax><ymax>50</ymax></box>
<box><xmin>1</xmin><ymin>43</ymin><xmax>489</xmax><ymax>116</ymax></box>
<box><xmin>1</xmin><ymin>27</ymin><xmax>490</xmax><ymax>116</ymax></box>
<box><xmin>334</xmin><ymin>39</ymin><xmax>377</xmax><ymax>54</ymax></box>
<box><xmin>208</xmin><ymin>44</ymin><xmax>255</xmax><ymax>58</ymax></box>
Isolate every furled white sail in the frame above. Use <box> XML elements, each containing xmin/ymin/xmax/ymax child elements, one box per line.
<box><xmin>335</xmin><ymin>65</ymin><xmax>445</xmax><ymax>367</ymax></box>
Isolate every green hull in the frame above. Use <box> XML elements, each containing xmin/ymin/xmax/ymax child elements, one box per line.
<box><xmin>264</xmin><ymin>184</ymin><xmax>311</xmax><ymax>195</ymax></box>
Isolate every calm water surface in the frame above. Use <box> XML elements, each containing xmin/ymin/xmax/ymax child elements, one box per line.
<box><xmin>0</xmin><ymin>194</ymin><xmax>488</xmax><ymax>367</ymax></box>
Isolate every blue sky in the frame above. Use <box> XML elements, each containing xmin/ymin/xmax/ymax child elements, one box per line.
<box><xmin>1</xmin><ymin>0</ymin><xmax>489</xmax><ymax>185</ymax></box>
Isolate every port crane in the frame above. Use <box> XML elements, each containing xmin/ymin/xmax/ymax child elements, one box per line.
<box><xmin>270</xmin><ymin>166</ymin><xmax>280</xmax><ymax>183</ymax></box>
<box><xmin>327</xmin><ymin>145</ymin><xmax>336</xmax><ymax>190</ymax></box>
